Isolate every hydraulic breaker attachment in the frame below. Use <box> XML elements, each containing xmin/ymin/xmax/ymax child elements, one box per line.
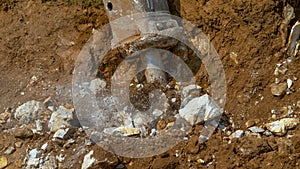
<box><xmin>103</xmin><ymin>0</ymin><xmax>179</xmax><ymax>84</ymax></box>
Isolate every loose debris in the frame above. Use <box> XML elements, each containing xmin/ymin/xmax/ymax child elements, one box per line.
<box><xmin>48</xmin><ymin>106</ymin><xmax>74</xmax><ymax>132</ymax></box>
<box><xmin>265</xmin><ymin>118</ymin><xmax>299</xmax><ymax>136</ymax></box>
<box><xmin>270</xmin><ymin>83</ymin><xmax>287</xmax><ymax>97</ymax></box>
<box><xmin>81</xmin><ymin>150</ymin><xmax>95</xmax><ymax>169</ymax></box>
<box><xmin>14</xmin><ymin>100</ymin><xmax>43</xmax><ymax>124</ymax></box>
<box><xmin>179</xmin><ymin>94</ymin><xmax>222</xmax><ymax>125</ymax></box>
<box><xmin>230</xmin><ymin>130</ymin><xmax>244</xmax><ymax>139</ymax></box>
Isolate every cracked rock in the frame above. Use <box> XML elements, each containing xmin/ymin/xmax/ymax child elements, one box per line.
<box><xmin>53</xmin><ymin>128</ymin><xmax>69</xmax><ymax>139</ymax></box>
<box><xmin>179</xmin><ymin>94</ymin><xmax>222</xmax><ymax>125</ymax></box>
<box><xmin>265</xmin><ymin>118</ymin><xmax>299</xmax><ymax>136</ymax></box>
<box><xmin>248</xmin><ymin>126</ymin><xmax>265</xmax><ymax>133</ymax></box>
<box><xmin>14</xmin><ymin>100</ymin><xmax>43</xmax><ymax>124</ymax></box>
<box><xmin>230</xmin><ymin>130</ymin><xmax>244</xmax><ymax>139</ymax></box>
<box><xmin>26</xmin><ymin>149</ymin><xmax>42</xmax><ymax>168</ymax></box>
<box><xmin>48</xmin><ymin>106</ymin><xmax>74</xmax><ymax>132</ymax></box>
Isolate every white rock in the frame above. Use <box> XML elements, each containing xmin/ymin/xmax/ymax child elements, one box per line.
<box><xmin>48</xmin><ymin>106</ymin><xmax>54</xmax><ymax>112</ymax></box>
<box><xmin>287</xmin><ymin>79</ymin><xmax>293</xmax><ymax>88</ymax></box>
<box><xmin>152</xmin><ymin>109</ymin><xmax>163</xmax><ymax>117</ymax></box>
<box><xmin>248</xmin><ymin>126</ymin><xmax>265</xmax><ymax>133</ymax></box>
<box><xmin>36</xmin><ymin>120</ymin><xmax>43</xmax><ymax>132</ymax></box>
<box><xmin>14</xmin><ymin>100</ymin><xmax>43</xmax><ymax>124</ymax></box>
<box><xmin>171</xmin><ymin>98</ymin><xmax>177</xmax><ymax>103</ymax></box>
<box><xmin>56</xmin><ymin>154</ymin><xmax>65</xmax><ymax>162</ymax></box>
<box><xmin>27</xmin><ymin>158</ymin><xmax>39</xmax><ymax>168</ymax></box>
<box><xmin>29</xmin><ymin>149</ymin><xmax>41</xmax><ymax>158</ymax></box>
<box><xmin>90</xmin><ymin>78</ymin><xmax>106</xmax><ymax>93</ymax></box>
<box><xmin>27</xmin><ymin>149</ymin><xmax>42</xmax><ymax>168</ymax></box>
<box><xmin>48</xmin><ymin>106</ymin><xmax>74</xmax><ymax>132</ymax></box>
<box><xmin>179</xmin><ymin>94</ymin><xmax>222</xmax><ymax>125</ymax></box>
<box><xmin>41</xmin><ymin>143</ymin><xmax>48</xmax><ymax>151</ymax></box>
<box><xmin>263</xmin><ymin>131</ymin><xmax>272</xmax><ymax>136</ymax></box>
<box><xmin>136</xmin><ymin>84</ymin><xmax>144</xmax><ymax>89</ymax></box>
<box><xmin>265</xmin><ymin>118</ymin><xmax>299</xmax><ymax>136</ymax></box>
<box><xmin>230</xmin><ymin>130</ymin><xmax>244</xmax><ymax>139</ymax></box>
<box><xmin>82</xmin><ymin>150</ymin><xmax>96</xmax><ymax>169</ymax></box>
<box><xmin>182</xmin><ymin>84</ymin><xmax>202</xmax><ymax>98</ymax></box>
<box><xmin>53</xmin><ymin>128</ymin><xmax>69</xmax><ymax>139</ymax></box>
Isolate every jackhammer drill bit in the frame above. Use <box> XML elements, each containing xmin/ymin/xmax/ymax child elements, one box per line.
<box><xmin>103</xmin><ymin>0</ymin><xmax>176</xmax><ymax>84</ymax></box>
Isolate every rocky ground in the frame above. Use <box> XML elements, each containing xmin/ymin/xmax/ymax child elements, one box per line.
<box><xmin>1</xmin><ymin>0</ymin><xmax>300</xmax><ymax>168</ymax></box>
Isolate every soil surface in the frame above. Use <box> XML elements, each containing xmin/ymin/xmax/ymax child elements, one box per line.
<box><xmin>1</xmin><ymin>0</ymin><xmax>300</xmax><ymax>168</ymax></box>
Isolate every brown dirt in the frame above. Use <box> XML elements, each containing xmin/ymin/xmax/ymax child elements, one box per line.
<box><xmin>1</xmin><ymin>0</ymin><xmax>300</xmax><ymax>168</ymax></box>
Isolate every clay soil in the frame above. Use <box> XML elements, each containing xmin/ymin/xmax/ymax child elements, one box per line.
<box><xmin>1</xmin><ymin>0</ymin><xmax>300</xmax><ymax>168</ymax></box>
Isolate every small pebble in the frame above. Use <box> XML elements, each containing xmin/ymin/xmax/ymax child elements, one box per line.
<box><xmin>157</xmin><ymin>119</ymin><xmax>167</xmax><ymax>130</ymax></box>
<box><xmin>263</xmin><ymin>131</ymin><xmax>272</xmax><ymax>136</ymax></box>
<box><xmin>0</xmin><ymin>157</ymin><xmax>8</xmax><ymax>169</ymax></box>
<box><xmin>4</xmin><ymin>146</ymin><xmax>15</xmax><ymax>155</ymax></box>
<box><xmin>248</xmin><ymin>126</ymin><xmax>265</xmax><ymax>133</ymax></box>
<box><xmin>41</xmin><ymin>143</ymin><xmax>48</xmax><ymax>151</ymax></box>
<box><xmin>230</xmin><ymin>130</ymin><xmax>244</xmax><ymax>139</ymax></box>
<box><xmin>171</xmin><ymin>98</ymin><xmax>177</xmax><ymax>103</ymax></box>
<box><xmin>15</xmin><ymin>142</ymin><xmax>23</xmax><ymax>148</ymax></box>
<box><xmin>287</xmin><ymin>79</ymin><xmax>293</xmax><ymax>88</ymax></box>
<box><xmin>270</xmin><ymin>83</ymin><xmax>287</xmax><ymax>97</ymax></box>
<box><xmin>53</xmin><ymin>128</ymin><xmax>69</xmax><ymax>139</ymax></box>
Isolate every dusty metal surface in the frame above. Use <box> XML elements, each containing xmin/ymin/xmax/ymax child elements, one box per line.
<box><xmin>103</xmin><ymin>0</ymin><xmax>182</xmax><ymax>83</ymax></box>
<box><xmin>103</xmin><ymin>0</ymin><xmax>175</xmax><ymax>46</ymax></box>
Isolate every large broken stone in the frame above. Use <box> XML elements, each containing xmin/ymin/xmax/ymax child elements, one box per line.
<box><xmin>14</xmin><ymin>100</ymin><xmax>43</xmax><ymax>124</ymax></box>
<box><xmin>179</xmin><ymin>94</ymin><xmax>222</xmax><ymax>125</ymax></box>
<box><xmin>265</xmin><ymin>118</ymin><xmax>299</xmax><ymax>136</ymax></box>
<box><xmin>48</xmin><ymin>106</ymin><xmax>74</xmax><ymax>132</ymax></box>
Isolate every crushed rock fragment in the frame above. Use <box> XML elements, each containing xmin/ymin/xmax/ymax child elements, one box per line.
<box><xmin>230</xmin><ymin>130</ymin><xmax>244</xmax><ymax>139</ymax></box>
<box><xmin>48</xmin><ymin>106</ymin><xmax>74</xmax><ymax>132</ymax></box>
<box><xmin>14</xmin><ymin>100</ymin><xmax>43</xmax><ymax>124</ymax></box>
<box><xmin>248</xmin><ymin>126</ymin><xmax>265</xmax><ymax>133</ymax></box>
<box><xmin>82</xmin><ymin>150</ymin><xmax>95</xmax><ymax>169</ymax></box>
<box><xmin>26</xmin><ymin>149</ymin><xmax>42</xmax><ymax>168</ymax></box>
<box><xmin>53</xmin><ymin>128</ymin><xmax>69</xmax><ymax>139</ymax></box>
<box><xmin>179</xmin><ymin>94</ymin><xmax>222</xmax><ymax>126</ymax></box>
<box><xmin>265</xmin><ymin>118</ymin><xmax>299</xmax><ymax>136</ymax></box>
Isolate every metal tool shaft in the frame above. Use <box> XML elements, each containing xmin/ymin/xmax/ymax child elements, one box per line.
<box><xmin>103</xmin><ymin>0</ymin><xmax>172</xmax><ymax>83</ymax></box>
